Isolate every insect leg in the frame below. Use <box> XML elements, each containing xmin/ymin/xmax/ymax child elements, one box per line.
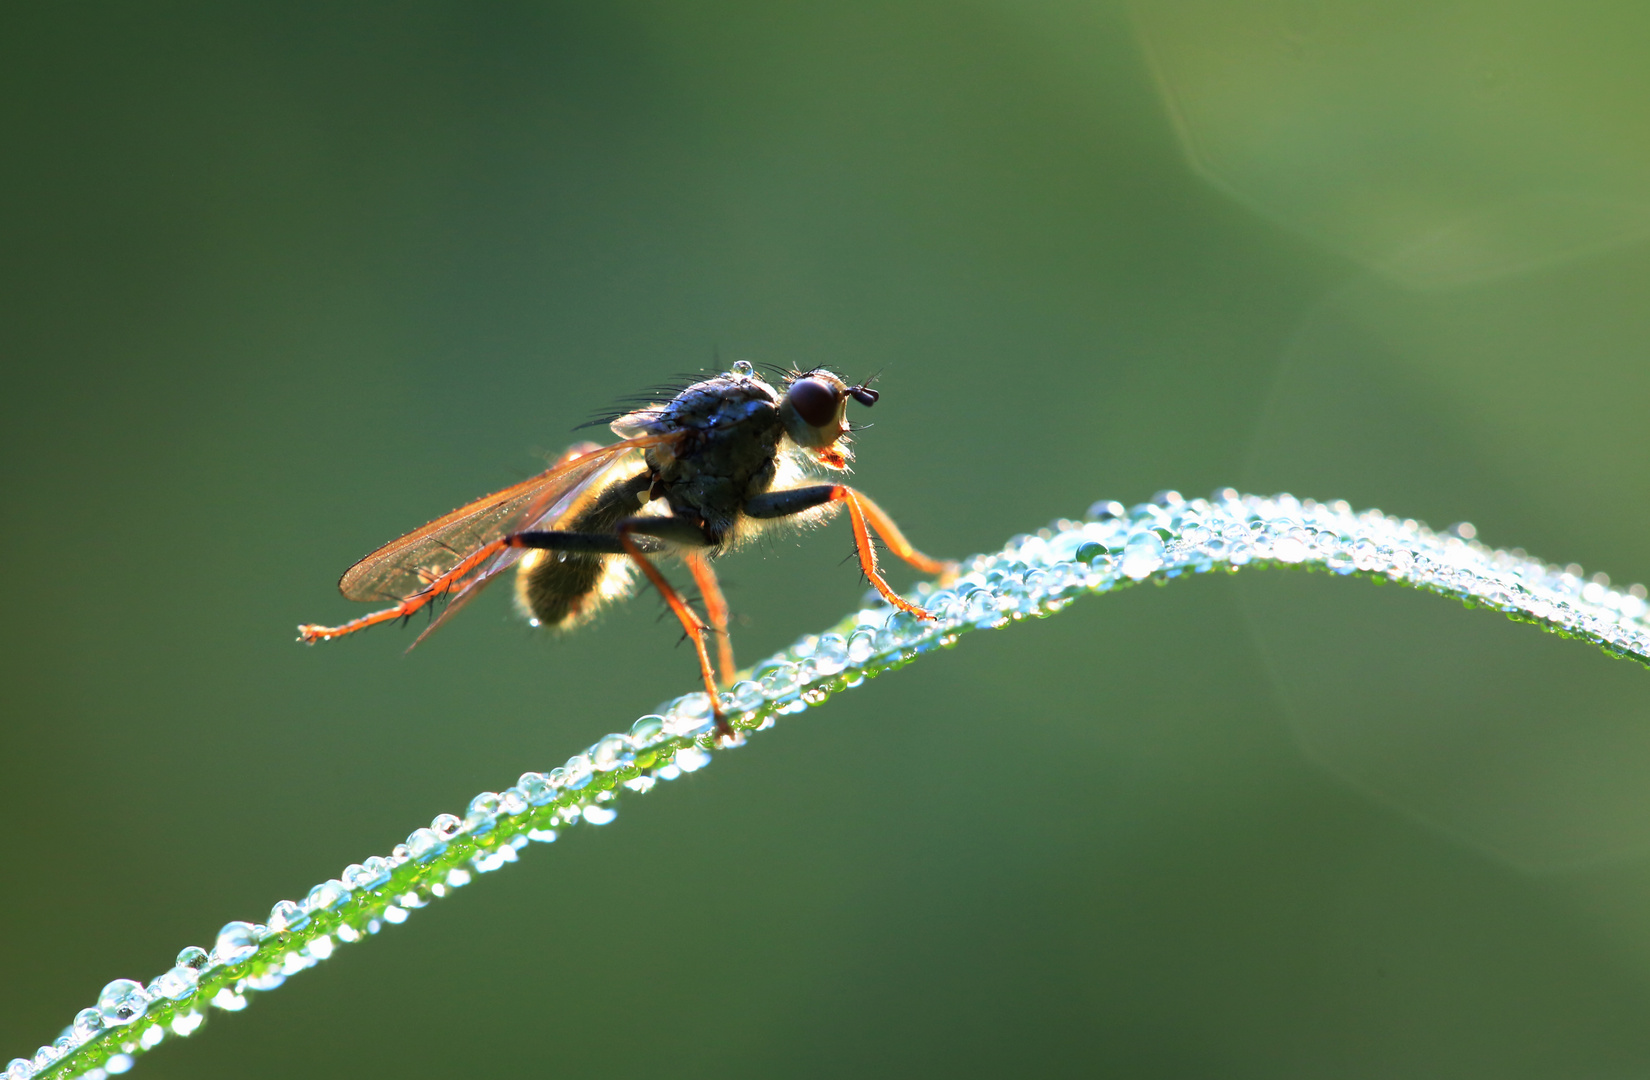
<box><xmin>298</xmin><ymin>535</ymin><xmax>520</xmax><ymax>642</ymax></box>
<box><xmin>683</xmin><ymin>552</ymin><xmax>736</xmax><ymax>687</ymax></box>
<box><xmin>744</xmin><ymin>485</ymin><xmax>956</xmax><ymax>617</ymax></box>
<box><xmin>609</xmin><ymin>517</ymin><xmax>734</xmax><ymax>741</ymax></box>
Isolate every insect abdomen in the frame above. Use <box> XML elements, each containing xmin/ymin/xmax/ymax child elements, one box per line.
<box><xmin>514</xmin><ymin>471</ymin><xmax>649</xmax><ymax>630</ymax></box>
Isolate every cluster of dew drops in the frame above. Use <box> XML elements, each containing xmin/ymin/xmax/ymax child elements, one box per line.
<box><xmin>15</xmin><ymin>489</ymin><xmax>1650</xmax><ymax>1080</ymax></box>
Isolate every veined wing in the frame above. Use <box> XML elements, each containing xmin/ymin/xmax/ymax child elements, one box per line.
<box><xmin>337</xmin><ymin>433</ymin><xmax>673</xmax><ymax>603</ymax></box>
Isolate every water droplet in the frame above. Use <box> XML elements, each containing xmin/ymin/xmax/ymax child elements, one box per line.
<box><xmin>731</xmin><ymin>359</ymin><xmax>754</xmax><ymax>377</ymax></box>
<box><xmin>431</xmin><ymin>813</ymin><xmax>463</xmax><ymax>840</ymax></box>
<box><xmin>729</xmin><ymin>680</ymin><xmax>764</xmax><ymax>712</ymax></box>
<box><xmin>405</xmin><ymin>827</ymin><xmax>446</xmax><ymax>862</ymax></box>
<box><xmin>209</xmin><ymin>988</ymin><xmax>247</xmax><ymax>1012</ymax></box>
<box><xmin>465</xmin><ymin>792</ymin><xmax>500</xmax><ymax>834</ymax></box>
<box><xmin>675</xmin><ymin>746</ymin><xmax>712</xmax><ymax>773</ymax></box>
<box><xmin>518</xmin><ymin>771</ymin><xmax>555</xmax><ymax>805</ymax></box>
<box><xmin>104</xmin><ymin>1053</ymin><xmax>134</xmax><ymax>1075</ymax></box>
<box><xmin>628</xmin><ymin>715</ymin><xmax>665</xmax><ymax>744</ymax></box>
<box><xmin>759</xmin><ymin>662</ymin><xmax>800</xmax><ymax>699</ymax></box>
<box><xmin>245</xmin><ymin>970</ymin><xmax>285</xmax><ymax>992</ymax></box>
<box><xmin>305</xmin><ymin>880</ymin><xmax>349</xmax><ymax>914</ymax></box>
<box><xmin>307</xmin><ymin>935</ymin><xmax>334</xmax><ymax>961</ymax></box>
<box><xmin>171</xmin><ymin>1010</ymin><xmax>205</xmax><ymax>1037</ymax></box>
<box><xmin>561</xmin><ymin>754</ymin><xmax>595</xmax><ymax>789</ymax></box>
<box><xmin>813</xmin><ymin>633</ymin><xmax>849</xmax><ymax>675</ymax></box>
<box><xmin>589</xmin><ymin>735</ymin><xmax>631</xmax><ymax>771</ymax></box>
<box><xmin>173</xmin><ymin>946</ymin><xmax>207</xmax><ymax>972</ymax></box>
<box><xmin>97</xmin><ymin>979</ymin><xmax>149</xmax><ymax>1026</ymax></box>
<box><xmin>383</xmin><ymin>905</ymin><xmax>409</xmax><ymax>924</ymax></box>
<box><xmin>72</xmin><ymin>1007</ymin><xmax>105</xmax><ymax>1040</ymax></box>
<box><xmin>662</xmin><ymin>695</ymin><xmax>715</xmax><ymax>737</ymax></box>
<box><xmin>583</xmin><ymin>805</ymin><xmax>618</xmax><ymax>825</ymax></box>
<box><xmin>1120</xmin><ymin>531</ymin><xmax>1165</xmax><ymax>580</ymax></box>
<box><xmin>210</xmin><ymin>923</ymin><xmax>260</xmax><ymax>968</ymax></box>
<box><xmin>140</xmin><ymin>1023</ymin><xmax>165</xmax><ymax>1049</ymax></box>
<box><xmin>148</xmin><ymin>966</ymin><xmax>198</xmax><ymax>1002</ymax></box>
<box><xmin>5</xmin><ymin>1058</ymin><xmax>31</xmax><ymax>1080</ymax></box>
<box><xmin>498</xmin><ymin>787</ymin><xmax>529</xmax><ymax>816</ymax></box>
<box><xmin>267</xmin><ymin>900</ymin><xmax>309</xmax><ymax>934</ymax></box>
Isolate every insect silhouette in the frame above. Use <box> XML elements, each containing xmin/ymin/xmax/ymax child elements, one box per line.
<box><xmin>298</xmin><ymin>361</ymin><xmax>956</xmax><ymax>739</ymax></box>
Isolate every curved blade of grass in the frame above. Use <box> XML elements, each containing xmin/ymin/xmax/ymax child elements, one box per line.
<box><xmin>14</xmin><ymin>489</ymin><xmax>1650</xmax><ymax>1080</ymax></box>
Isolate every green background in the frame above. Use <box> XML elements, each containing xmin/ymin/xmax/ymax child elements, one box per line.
<box><xmin>6</xmin><ymin>2</ymin><xmax>1650</xmax><ymax>1076</ymax></box>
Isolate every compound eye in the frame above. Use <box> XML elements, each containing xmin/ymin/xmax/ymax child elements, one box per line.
<box><xmin>787</xmin><ymin>376</ymin><xmax>839</xmax><ymax>429</ymax></box>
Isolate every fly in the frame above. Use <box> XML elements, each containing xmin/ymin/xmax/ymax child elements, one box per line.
<box><xmin>298</xmin><ymin>360</ymin><xmax>956</xmax><ymax>740</ymax></box>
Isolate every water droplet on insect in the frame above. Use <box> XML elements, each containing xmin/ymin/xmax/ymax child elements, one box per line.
<box><xmin>730</xmin><ymin>359</ymin><xmax>755</xmax><ymax>377</ymax></box>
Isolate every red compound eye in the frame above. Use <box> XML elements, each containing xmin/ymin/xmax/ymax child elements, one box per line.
<box><xmin>787</xmin><ymin>376</ymin><xmax>839</xmax><ymax>428</ymax></box>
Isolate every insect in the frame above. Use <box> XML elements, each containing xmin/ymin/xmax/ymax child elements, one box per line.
<box><xmin>298</xmin><ymin>360</ymin><xmax>955</xmax><ymax>740</ymax></box>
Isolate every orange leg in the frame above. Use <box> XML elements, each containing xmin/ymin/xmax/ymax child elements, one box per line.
<box><xmin>831</xmin><ymin>485</ymin><xmax>957</xmax><ymax>619</ymax></box>
<box><xmin>837</xmin><ymin>486</ymin><xmax>958</xmax><ymax>580</ymax></box>
<box><xmin>617</xmin><ymin>526</ymin><xmax>733</xmax><ymax>742</ymax></box>
<box><xmin>298</xmin><ymin>536</ymin><xmax>513</xmax><ymax>642</ymax></box>
<box><xmin>684</xmin><ymin>551</ymin><xmax>736</xmax><ymax>687</ymax></box>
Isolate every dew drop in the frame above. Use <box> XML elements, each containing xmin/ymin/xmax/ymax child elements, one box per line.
<box><xmin>589</xmin><ymin>735</ymin><xmax>631</xmax><ymax>772</ymax></box>
<box><xmin>405</xmin><ymin>828</ymin><xmax>446</xmax><ymax>862</ymax></box>
<box><xmin>431</xmin><ymin>813</ymin><xmax>463</xmax><ymax>841</ymax></box>
<box><xmin>465</xmin><ymin>793</ymin><xmax>500</xmax><ymax>834</ymax></box>
<box><xmin>628</xmin><ymin>715</ymin><xmax>665</xmax><ymax>745</ymax></box>
<box><xmin>210</xmin><ymin>923</ymin><xmax>260</xmax><ymax>968</ymax></box>
<box><xmin>583</xmin><ymin>805</ymin><xmax>618</xmax><ymax>825</ymax></box>
<box><xmin>304</xmin><ymin>880</ymin><xmax>349</xmax><ymax>914</ymax></box>
<box><xmin>499</xmin><ymin>787</ymin><xmax>529</xmax><ymax>816</ymax></box>
<box><xmin>813</xmin><ymin>633</ymin><xmax>849</xmax><ymax>675</ymax></box>
<box><xmin>1119</xmin><ymin>531</ymin><xmax>1165</xmax><ymax>580</ymax></box>
<box><xmin>97</xmin><ymin>979</ymin><xmax>149</xmax><ymax>1026</ymax></box>
<box><xmin>73</xmin><ymin>1007</ymin><xmax>105</xmax><ymax>1041</ymax></box>
<box><xmin>209</xmin><ymin>988</ymin><xmax>247</xmax><ymax>1012</ymax></box>
<box><xmin>517</xmin><ymin>771</ymin><xmax>554</xmax><ymax>805</ymax></box>
<box><xmin>171</xmin><ymin>1011</ymin><xmax>204</xmax><ymax>1037</ymax></box>
<box><xmin>267</xmin><ymin>899</ymin><xmax>309</xmax><ymax>934</ymax></box>
<box><xmin>147</xmin><ymin>966</ymin><xmax>198</xmax><ymax>1002</ymax></box>
<box><xmin>675</xmin><ymin>746</ymin><xmax>712</xmax><ymax>773</ymax></box>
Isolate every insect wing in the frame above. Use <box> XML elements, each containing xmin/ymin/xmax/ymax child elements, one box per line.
<box><xmin>336</xmin><ymin>434</ymin><xmax>668</xmax><ymax>604</ymax></box>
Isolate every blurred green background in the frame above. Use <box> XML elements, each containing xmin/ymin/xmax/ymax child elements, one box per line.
<box><xmin>6</xmin><ymin>1</ymin><xmax>1650</xmax><ymax>1076</ymax></box>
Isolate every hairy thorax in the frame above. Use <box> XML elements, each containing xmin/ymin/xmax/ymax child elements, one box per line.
<box><xmin>627</xmin><ymin>375</ymin><xmax>789</xmax><ymax>544</ymax></box>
